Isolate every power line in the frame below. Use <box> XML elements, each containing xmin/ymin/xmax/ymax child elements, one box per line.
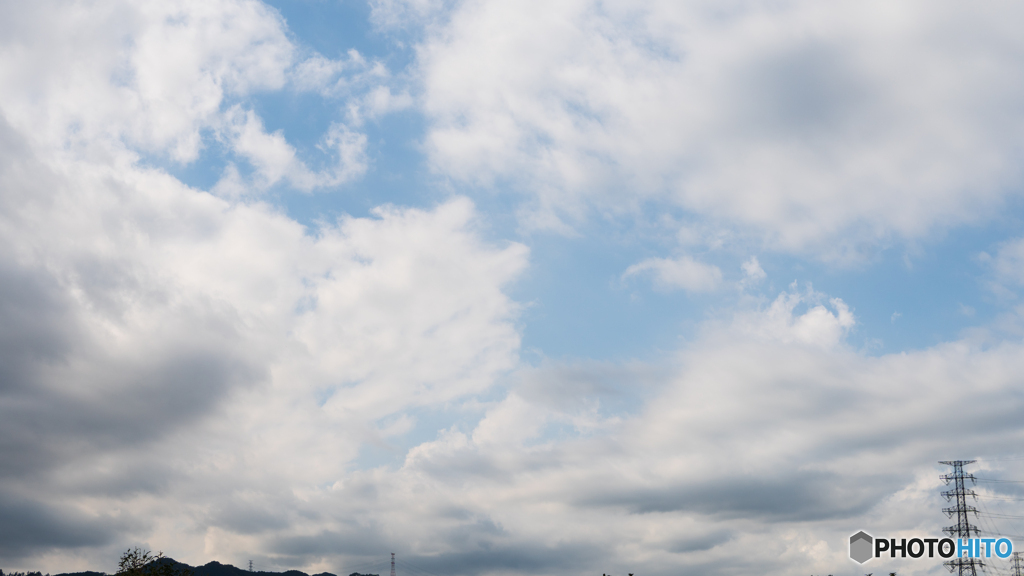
<box><xmin>978</xmin><ymin>495</ymin><xmax>1024</xmax><ymax>503</ymax></box>
<box><xmin>978</xmin><ymin>512</ymin><xmax>1024</xmax><ymax>521</ymax></box>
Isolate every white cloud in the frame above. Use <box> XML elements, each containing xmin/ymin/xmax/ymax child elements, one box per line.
<box><xmin>985</xmin><ymin>236</ymin><xmax>1024</xmax><ymax>290</ymax></box>
<box><xmin>0</xmin><ymin>0</ymin><xmax>294</xmax><ymax>160</ymax></box>
<box><xmin>352</xmin><ymin>298</ymin><xmax>1024</xmax><ymax>576</ymax></box>
<box><xmin>320</xmin><ymin>122</ymin><xmax>370</xmax><ymax>182</ymax></box>
<box><xmin>733</xmin><ymin>286</ymin><xmax>856</xmax><ymax>348</ymax></box>
<box><xmin>741</xmin><ymin>256</ymin><xmax>766</xmax><ymax>282</ymax></box>
<box><xmin>351</xmin><ymin>86</ymin><xmax>414</xmax><ymax>126</ymax></box>
<box><xmin>623</xmin><ymin>255</ymin><xmax>722</xmax><ymax>292</ymax></box>
<box><xmin>0</xmin><ymin>0</ymin><xmax>388</xmax><ymax>198</ymax></box>
<box><xmin>289</xmin><ymin>50</ymin><xmax>411</xmax><ymax>128</ymax></box>
<box><xmin>6</xmin><ymin>2</ymin><xmax>1024</xmax><ymax>576</ymax></box>
<box><xmin>216</xmin><ymin>107</ymin><xmax>368</xmax><ymax>192</ymax></box>
<box><xmin>415</xmin><ymin>0</ymin><xmax>1024</xmax><ymax>253</ymax></box>
<box><xmin>369</xmin><ymin>0</ymin><xmax>451</xmax><ymax>29</ymax></box>
<box><xmin>0</xmin><ymin>94</ymin><xmax>527</xmax><ymax>566</ymax></box>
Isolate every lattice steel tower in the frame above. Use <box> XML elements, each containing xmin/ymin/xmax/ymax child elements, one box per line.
<box><xmin>940</xmin><ymin>460</ymin><xmax>981</xmax><ymax>576</ymax></box>
<box><xmin>1013</xmin><ymin>551</ymin><xmax>1023</xmax><ymax>576</ymax></box>
<box><xmin>390</xmin><ymin>553</ymin><xmax>396</xmax><ymax>576</ymax></box>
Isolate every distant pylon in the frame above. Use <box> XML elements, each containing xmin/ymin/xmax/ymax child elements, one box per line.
<box><xmin>1013</xmin><ymin>551</ymin><xmax>1024</xmax><ymax>576</ymax></box>
<box><xmin>391</xmin><ymin>553</ymin><xmax>396</xmax><ymax>576</ymax></box>
<box><xmin>940</xmin><ymin>460</ymin><xmax>982</xmax><ymax>576</ymax></box>
<box><xmin>249</xmin><ymin>561</ymin><xmax>253</xmax><ymax>572</ymax></box>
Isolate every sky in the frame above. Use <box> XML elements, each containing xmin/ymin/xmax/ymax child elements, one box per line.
<box><xmin>4</xmin><ymin>1</ymin><xmax>1024</xmax><ymax>575</ymax></box>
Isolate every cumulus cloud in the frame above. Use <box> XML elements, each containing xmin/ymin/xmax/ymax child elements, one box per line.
<box><xmin>733</xmin><ymin>287</ymin><xmax>856</xmax><ymax>348</ymax></box>
<box><xmin>415</xmin><ymin>0</ymin><xmax>1024</xmax><ymax>253</ymax></box>
<box><xmin>0</xmin><ymin>0</ymin><xmax>397</xmax><ymax>199</ymax></box>
<box><xmin>291</xmin><ymin>50</ymin><xmax>411</xmax><ymax>127</ymax></box>
<box><xmin>368</xmin><ymin>293</ymin><xmax>1024</xmax><ymax>576</ymax></box>
<box><xmin>215</xmin><ymin>107</ymin><xmax>368</xmax><ymax>193</ymax></box>
<box><xmin>0</xmin><ymin>0</ymin><xmax>293</xmax><ymax>160</ymax></box>
<box><xmin>6</xmin><ymin>2</ymin><xmax>1024</xmax><ymax>576</ymax></box>
<box><xmin>0</xmin><ymin>88</ymin><xmax>526</xmax><ymax>567</ymax></box>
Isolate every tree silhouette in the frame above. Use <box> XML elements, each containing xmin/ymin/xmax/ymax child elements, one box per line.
<box><xmin>116</xmin><ymin>548</ymin><xmax>192</xmax><ymax>576</ymax></box>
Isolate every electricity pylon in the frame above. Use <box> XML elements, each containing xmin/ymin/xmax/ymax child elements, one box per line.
<box><xmin>940</xmin><ymin>460</ymin><xmax>982</xmax><ymax>576</ymax></box>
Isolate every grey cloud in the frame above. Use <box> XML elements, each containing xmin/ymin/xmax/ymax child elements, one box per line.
<box><xmin>0</xmin><ymin>110</ymin><xmax>265</xmax><ymax>499</ymax></box>
<box><xmin>0</xmin><ymin>321</ymin><xmax>261</xmax><ymax>483</ymax></box>
<box><xmin>0</xmin><ymin>262</ymin><xmax>76</xmax><ymax>391</ymax></box>
<box><xmin>738</xmin><ymin>42</ymin><xmax>873</xmax><ymax>138</ymax></box>
<box><xmin>209</xmin><ymin>496</ymin><xmax>295</xmax><ymax>536</ymax></box>
<box><xmin>667</xmin><ymin>530</ymin><xmax>733</xmax><ymax>554</ymax></box>
<box><xmin>0</xmin><ymin>492</ymin><xmax>118</xmax><ymax>559</ymax></box>
<box><xmin>575</xmin><ymin>471</ymin><xmax>888</xmax><ymax>522</ymax></box>
<box><xmin>268</xmin><ymin>526</ymin><xmax>390</xmax><ymax>558</ymax></box>
<box><xmin>268</xmin><ymin>538</ymin><xmax>602</xmax><ymax>576</ymax></box>
<box><xmin>515</xmin><ymin>361</ymin><xmax>667</xmax><ymax>415</ymax></box>
<box><xmin>393</xmin><ymin>542</ymin><xmax>602</xmax><ymax>576</ymax></box>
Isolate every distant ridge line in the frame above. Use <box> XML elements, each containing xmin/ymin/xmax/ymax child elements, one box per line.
<box><xmin>50</xmin><ymin>559</ymin><xmax>374</xmax><ymax>576</ymax></box>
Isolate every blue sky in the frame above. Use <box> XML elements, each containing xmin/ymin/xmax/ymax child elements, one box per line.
<box><xmin>163</xmin><ymin>0</ymin><xmax>1019</xmax><ymax>363</ymax></box>
<box><xmin>3</xmin><ymin>2</ymin><xmax>1024</xmax><ymax>576</ymax></box>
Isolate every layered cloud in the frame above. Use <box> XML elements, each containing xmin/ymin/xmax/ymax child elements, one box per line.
<box><xmin>414</xmin><ymin>0</ymin><xmax>1024</xmax><ymax>253</ymax></box>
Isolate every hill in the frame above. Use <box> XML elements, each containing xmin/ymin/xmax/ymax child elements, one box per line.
<box><xmin>52</xmin><ymin>560</ymin><xmax>370</xmax><ymax>576</ymax></box>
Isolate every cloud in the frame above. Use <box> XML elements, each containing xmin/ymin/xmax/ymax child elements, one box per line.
<box><xmin>369</xmin><ymin>0</ymin><xmax>452</xmax><ymax>30</ymax></box>
<box><xmin>741</xmin><ymin>256</ymin><xmax>766</xmax><ymax>282</ymax></box>
<box><xmin>414</xmin><ymin>0</ymin><xmax>1024</xmax><ymax>253</ymax></box>
<box><xmin>0</xmin><ymin>494</ymin><xmax>119</xmax><ymax>559</ymax></box>
<box><xmin>290</xmin><ymin>50</ymin><xmax>411</xmax><ymax>127</ymax></box>
<box><xmin>732</xmin><ymin>286</ymin><xmax>856</xmax><ymax>348</ymax></box>
<box><xmin>0</xmin><ymin>0</ymin><xmax>294</xmax><ymax>160</ymax></box>
<box><xmin>0</xmin><ymin>94</ymin><xmax>527</xmax><ymax>565</ymax></box>
<box><xmin>623</xmin><ymin>255</ymin><xmax>722</xmax><ymax>292</ymax></box>
<box><xmin>0</xmin><ymin>0</ymin><xmax>397</xmax><ymax>199</ymax></box>
<box><xmin>370</xmin><ymin>293</ymin><xmax>1024</xmax><ymax>576</ymax></box>
<box><xmin>6</xmin><ymin>2</ymin><xmax>1024</xmax><ymax>576</ymax></box>
<box><xmin>215</xmin><ymin>107</ymin><xmax>368</xmax><ymax>193</ymax></box>
<box><xmin>0</xmin><ymin>2</ymin><xmax>529</xmax><ymax>569</ymax></box>
<box><xmin>982</xmin><ymin>236</ymin><xmax>1024</xmax><ymax>295</ymax></box>
<box><xmin>290</xmin><ymin>51</ymin><xmax>382</xmax><ymax>96</ymax></box>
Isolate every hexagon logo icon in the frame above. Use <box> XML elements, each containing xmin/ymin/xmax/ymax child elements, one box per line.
<box><xmin>850</xmin><ymin>531</ymin><xmax>873</xmax><ymax>564</ymax></box>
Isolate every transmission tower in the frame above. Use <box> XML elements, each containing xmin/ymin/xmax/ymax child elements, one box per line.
<box><xmin>248</xmin><ymin>561</ymin><xmax>253</xmax><ymax>572</ymax></box>
<box><xmin>1013</xmin><ymin>552</ymin><xmax>1024</xmax><ymax>576</ymax></box>
<box><xmin>940</xmin><ymin>460</ymin><xmax>982</xmax><ymax>576</ymax></box>
<box><xmin>391</xmin><ymin>553</ymin><xmax>396</xmax><ymax>576</ymax></box>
